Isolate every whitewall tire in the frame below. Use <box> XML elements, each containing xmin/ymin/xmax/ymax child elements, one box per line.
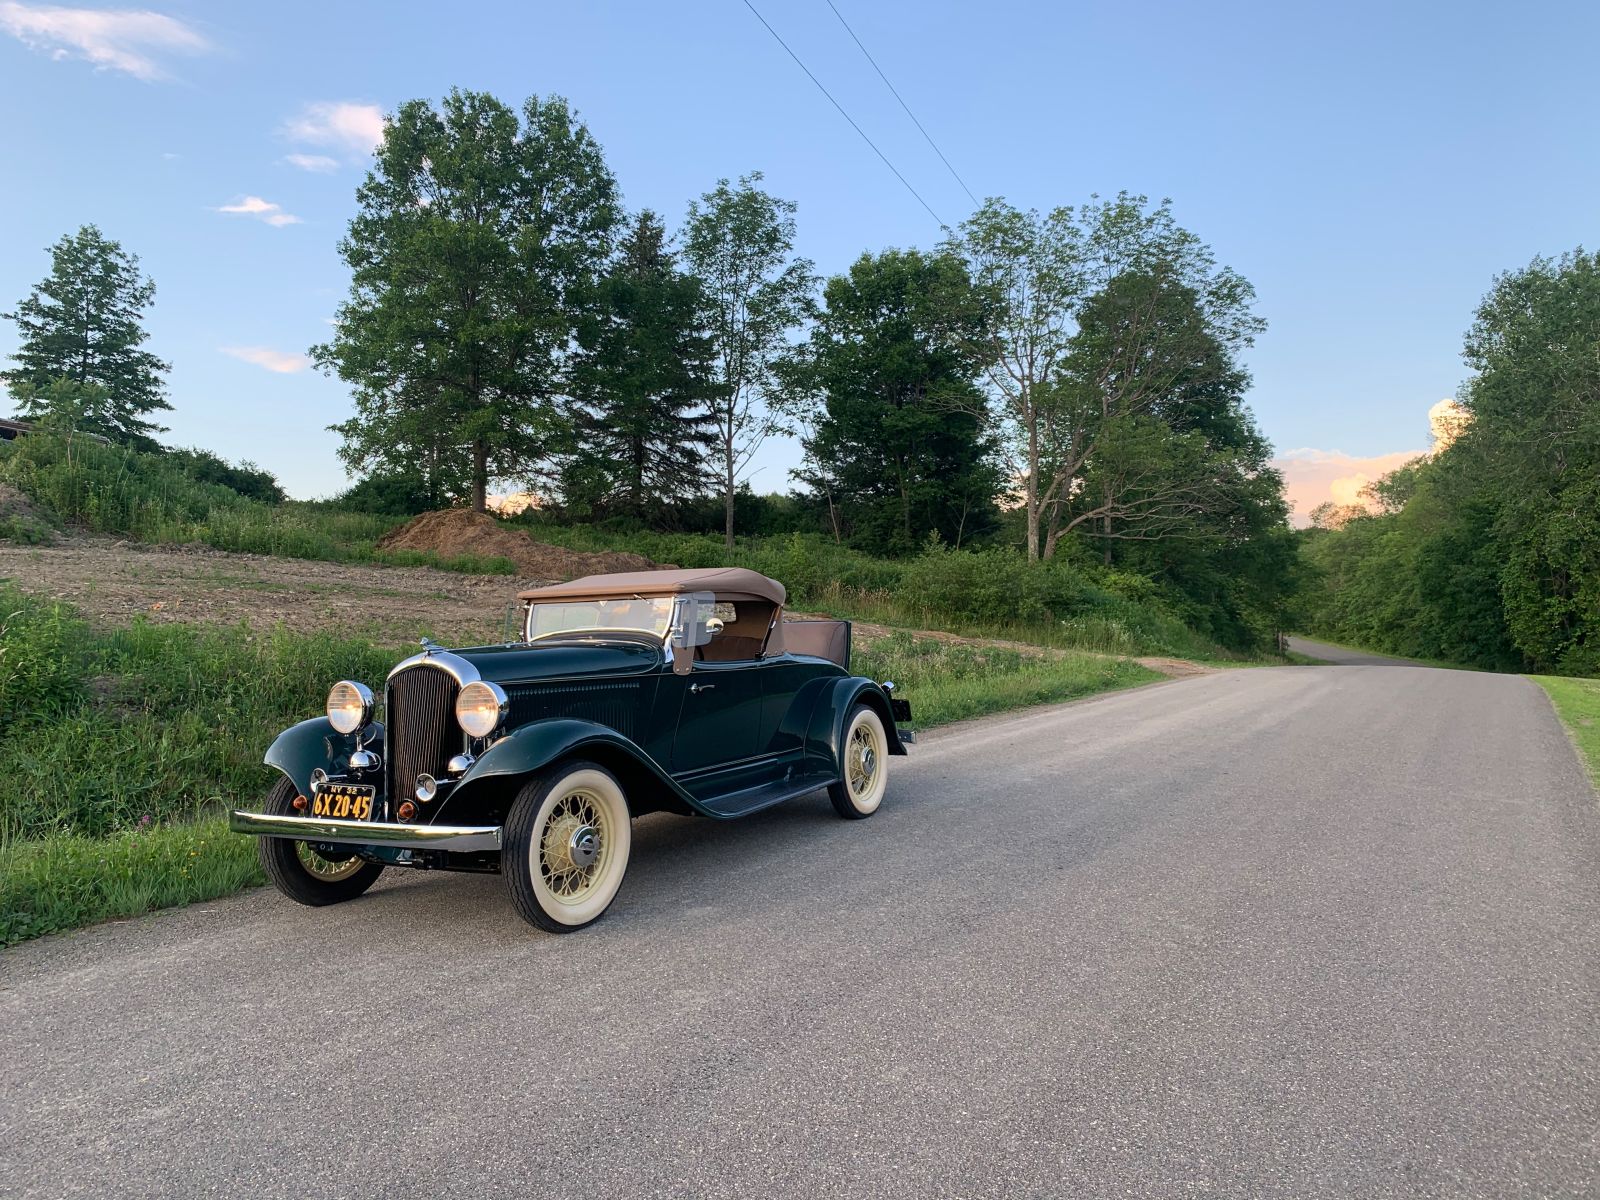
<box><xmin>503</xmin><ymin>762</ymin><xmax>632</xmax><ymax>933</ymax></box>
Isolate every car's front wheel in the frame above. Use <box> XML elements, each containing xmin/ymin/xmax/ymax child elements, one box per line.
<box><xmin>258</xmin><ymin>776</ymin><xmax>385</xmax><ymax>906</ymax></box>
<box><xmin>828</xmin><ymin>703</ymin><xmax>890</xmax><ymax>819</ymax></box>
<box><xmin>503</xmin><ymin>761</ymin><xmax>632</xmax><ymax>933</ymax></box>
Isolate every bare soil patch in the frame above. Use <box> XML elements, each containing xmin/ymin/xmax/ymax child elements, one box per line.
<box><xmin>378</xmin><ymin>509</ymin><xmax>672</xmax><ymax>578</ymax></box>
<box><xmin>0</xmin><ymin>534</ymin><xmax>1206</xmax><ymax>676</ymax></box>
<box><xmin>0</xmin><ymin>537</ymin><xmax>526</xmax><ymax>645</ymax></box>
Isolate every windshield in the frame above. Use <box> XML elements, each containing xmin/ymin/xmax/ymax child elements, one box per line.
<box><xmin>525</xmin><ymin>596</ymin><xmax>676</xmax><ymax>642</ymax></box>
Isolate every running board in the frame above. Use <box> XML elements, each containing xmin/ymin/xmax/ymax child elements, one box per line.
<box><xmin>694</xmin><ymin>771</ymin><xmax>839</xmax><ymax>819</ymax></box>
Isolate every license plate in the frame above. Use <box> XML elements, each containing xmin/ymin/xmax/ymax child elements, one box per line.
<box><xmin>311</xmin><ymin>784</ymin><xmax>374</xmax><ymax>820</ymax></box>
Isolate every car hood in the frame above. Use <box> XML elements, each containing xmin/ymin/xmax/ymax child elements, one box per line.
<box><xmin>444</xmin><ymin>638</ymin><xmax>663</xmax><ymax>686</ymax></box>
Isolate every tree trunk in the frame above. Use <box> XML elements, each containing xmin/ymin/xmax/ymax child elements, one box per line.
<box><xmin>723</xmin><ymin>443</ymin><xmax>735</xmax><ymax>551</ymax></box>
<box><xmin>472</xmin><ymin>439</ymin><xmax>488</xmax><ymax>514</ymax></box>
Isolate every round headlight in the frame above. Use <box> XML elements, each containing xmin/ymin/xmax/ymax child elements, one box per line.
<box><xmin>455</xmin><ymin>680</ymin><xmax>509</xmax><ymax>739</ymax></box>
<box><xmin>326</xmin><ymin>680</ymin><xmax>373</xmax><ymax>735</ymax></box>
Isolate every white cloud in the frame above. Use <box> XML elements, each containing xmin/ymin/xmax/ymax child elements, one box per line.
<box><xmin>283</xmin><ymin>153</ymin><xmax>339</xmax><ymax>173</ymax></box>
<box><xmin>282</xmin><ymin>101</ymin><xmax>384</xmax><ymax>158</ymax></box>
<box><xmin>215</xmin><ymin>195</ymin><xmax>302</xmax><ymax>227</ymax></box>
<box><xmin>0</xmin><ymin>2</ymin><xmax>210</xmax><ymax>81</ymax></box>
<box><xmin>220</xmin><ymin>346</ymin><xmax>310</xmax><ymax>374</ymax></box>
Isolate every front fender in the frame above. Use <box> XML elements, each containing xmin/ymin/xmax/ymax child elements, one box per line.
<box><xmin>263</xmin><ymin>716</ymin><xmax>384</xmax><ymax>799</ymax></box>
<box><xmin>806</xmin><ymin>678</ymin><xmax>908</xmax><ymax>771</ymax></box>
<box><xmin>442</xmin><ymin>718</ymin><xmax>703</xmax><ymax>821</ymax></box>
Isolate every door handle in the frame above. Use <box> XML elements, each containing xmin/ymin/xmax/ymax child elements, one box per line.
<box><xmin>689</xmin><ymin>682</ymin><xmax>716</xmax><ymax>694</ymax></box>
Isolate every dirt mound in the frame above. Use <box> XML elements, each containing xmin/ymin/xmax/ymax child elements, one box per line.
<box><xmin>376</xmin><ymin>509</ymin><xmax>672</xmax><ymax>580</ymax></box>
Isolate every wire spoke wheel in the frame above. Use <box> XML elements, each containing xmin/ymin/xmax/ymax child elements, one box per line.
<box><xmin>505</xmin><ymin>763</ymin><xmax>632</xmax><ymax>933</ymax></box>
<box><xmin>829</xmin><ymin>704</ymin><xmax>889</xmax><ymax>819</ymax></box>
<box><xmin>295</xmin><ymin>842</ymin><xmax>368</xmax><ymax>882</ymax></box>
<box><xmin>536</xmin><ymin>789</ymin><xmax>609</xmax><ymax>902</ymax></box>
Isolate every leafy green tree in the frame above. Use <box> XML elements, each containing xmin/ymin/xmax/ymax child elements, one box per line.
<box><xmin>681</xmin><ymin>173</ymin><xmax>816</xmax><ymax>548</ymax></box>
<box><xmin>944</xmin><ymin>194</ymin><xmax>1262</xmax><ymax>560</ymax></box>
<box><xmin>562</xmin><ymin>212</ymin><xmax>718</xmax><ymax>522</ymax></box>
<box><xmin>1462</xmin><ymin>250</ymin><xmax>1600</xmax><ymax>672</ymax></box>
<box><xmin>3</xmin><ymin>225</ymin><xmax>171</xmax><ymax>448</ymax></box>
<box><xmin>794</xmin><ymin>249</ymin><xmax>1000</xmax><ymax>555</ymax></box>
<box><xmin>313</xmin><ymin>90</ymin><xmax>620</xmax><ymax>512</ymax></box>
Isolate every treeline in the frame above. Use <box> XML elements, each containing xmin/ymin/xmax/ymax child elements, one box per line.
<box><xmin>309</xmin><ymin>88</ymin><xmax>1294</xmax><ymax>644</ymax></box>
<box><xmin>3</xmin><ymin>87</ymin><xmax>1299</xmax><ymax>650</ymax></box>
<box><xmin>1300</xmin><ymin>250</ymin><xmax>1600</xmax><ymax>675</ymax></box>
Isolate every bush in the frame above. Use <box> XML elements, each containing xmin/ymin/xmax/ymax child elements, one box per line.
<box><xmin>165</xmin><ymin>447</ymin><xmax>287</xmax><ymax>503</ymax></box>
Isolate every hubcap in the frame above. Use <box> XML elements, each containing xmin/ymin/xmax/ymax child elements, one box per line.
<box><xmin>568</xmin><ymin>825</ymin><xmax>599</xmax><ymax>868</ymax></box>
<box><xmin>539</xmin><ymin>790</ymin><xmax>608</xmax><ymax>900</ymax></box>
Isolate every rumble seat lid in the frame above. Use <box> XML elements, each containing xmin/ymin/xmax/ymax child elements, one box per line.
<box><xmin>519</xmin><ymin>567</ymin><xmax>786</xmax><ymax>606</ymax></box>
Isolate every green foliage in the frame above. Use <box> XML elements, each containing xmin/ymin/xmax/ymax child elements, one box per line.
<box><xmin>315</xmin><ymin>89</ymin><xmax>621</xmax><ymax>511</ymax></box>
<box><xmin>943</xmin><ymin>193</ymin><xmax>1264</xmax><ymax>560</ymax></box>
<box><xmin>681</xmin><ymin>172</ymin><xmax>818</xmax><ymax>546</ymax></box>
<box><xmin>795</xmin><ymin>248</ymin><xmax>1000</xmax><ymax>555</ymax></box>
<box><xmin>0</xmin><ymin>817</ymin><xmax>262</xmax><ymax>947</ymax></box>
<box><xmin>1303</xmin><ymin>250</ymin><xmax>1600</xmax><ymax>675</ymax></box>
<box><xmin>164</xmin><ymin>446</ymin><xmax>286</xmax><ymax>503</ymax></box>
<box><xmin>0</xmin><ymin>586</ymin><xmax>399</xmax><ymax>843</ymax></box>
<box><xmin>852</xmin><ymin>630</ymin><xmax>1160</xmax><ymax>727</ymax></box>
<box><xmin>329</xmin><ymin>470</ymin><xmax>439</xmax><ymax>517</ymax></box>
<box><xmin>3</xmin><ymin>224</ymin><xmax>171</xmax><ymax>448</ymax></box>
<box><xmin>563</xmin><ymin>211</ymin><xmax>718</xmax><ymax>520</ymax></box>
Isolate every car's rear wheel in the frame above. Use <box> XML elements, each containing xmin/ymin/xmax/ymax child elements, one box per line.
<box><xmin>258</xmin><ymin>776</ymin><xmax>384</xmax><ymax>906</ymax></box>
<box><xmin>828</xmin><ymin>704</ymin><xmax>889</xmax><ymax>819</ymax></box>
<box><xmin>503</xmin><ymin>761</ymin><xmax>632</xmax><ymax>933</ymax></box>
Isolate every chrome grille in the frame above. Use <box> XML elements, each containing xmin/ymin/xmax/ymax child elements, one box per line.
<box><xmin>506</xmin><ymin>679</ymin><xmax>643</xmax><ymax>740</ymax></box>
<box><xmin>386</xmin><ymin>665</ymin><xmax>460</xmax><ymax>803</ymax></box>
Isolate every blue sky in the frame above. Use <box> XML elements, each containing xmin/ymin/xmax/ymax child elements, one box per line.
<box><xmin>2</xmin><ymin>0</ymin><xmax>1596</xmax><ymax>516</ymax></box>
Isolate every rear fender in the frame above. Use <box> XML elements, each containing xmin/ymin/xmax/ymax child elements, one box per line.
<box><xmin>805</xmin><ymin>678</ymin><xmax>908</xmax><ymax>774</ymax></box>
<box><xmin>263</xmin><ymin>716</ymin><xmax>384</xmax><ymax>800</ymax></box>
<box><xmin>438</xmin><ymin>718</ymin><xmax>703</xmax><ymax>824</ymax></box>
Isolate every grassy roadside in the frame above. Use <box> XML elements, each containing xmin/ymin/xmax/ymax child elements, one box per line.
<box><xmin>1533</xmin><ymin>676</ymin><xmax>1600</xmax><ymax>790</ymax></box>
<box><xmin>0</xmin><ymin>586</ymin><xmax>1163</xmax><ymax>947</ymax></box>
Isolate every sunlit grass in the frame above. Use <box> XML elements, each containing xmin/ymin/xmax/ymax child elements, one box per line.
<box><xmin>1533</xmin><ymin>675</ymin><xmax>1600</xmax><ymax>790</ymax></box>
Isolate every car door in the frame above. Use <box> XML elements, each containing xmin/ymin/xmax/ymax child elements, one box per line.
<box><xmin>669</xmin><ymin>657</ymin><xmax>761</xmax><ymax>780</ymax></box>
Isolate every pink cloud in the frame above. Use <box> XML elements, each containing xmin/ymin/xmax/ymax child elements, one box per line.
<box><xmin>220</xmin><ymin>346</ymin><xmax>310</xmax><ymax>374</ymax></box>
<box><xmin>1272</xmin><ymin>448</ymin><xmax>1427</xmax><ymax>527</ymax></box>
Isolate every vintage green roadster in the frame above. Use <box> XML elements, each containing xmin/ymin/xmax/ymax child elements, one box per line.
<box><xmin>230</xmin><ymin>567</ymin><xmax>911</xmax><ymax>932</ymax></box>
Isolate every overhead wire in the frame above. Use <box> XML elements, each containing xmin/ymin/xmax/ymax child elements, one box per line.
<box><xmin>738</xmin><ymin>0</ymin><xmax>948</xmax><ymax>230</ymax></box>
<box><xmin>822</xmin><ymin>0</ymin><xmax>980</xmax><ymax>209</ymax></box>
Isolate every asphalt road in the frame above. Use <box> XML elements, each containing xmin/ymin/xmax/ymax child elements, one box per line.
<box><xmin>1286</xmin><ymin>635</ymin><xmax>1422</xmax><ymax>667</ymax></box>
<box><xmin>3</xmin><ymin>663</ymin><xmax>1597</xmax><ymax>1199</ymax></box>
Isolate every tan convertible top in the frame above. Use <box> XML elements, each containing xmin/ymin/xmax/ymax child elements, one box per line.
<box><xmin>519</xmin><ymin>567</ymin><xmax>786</xmax><ymax>606</ymax></box>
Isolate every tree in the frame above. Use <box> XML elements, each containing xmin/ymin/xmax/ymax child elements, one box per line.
<box><xmin>793</xmin><ymin>249</ymin><xmax>1000</xmax><ymax>555</ymax></box>
<box><xmin>3</xmin><ymin>225</ymin><xmax>171</xmax><ymax>448</ymax></box>
<box><xmin>681</xmin><ymin>173</ymin><xmax>816</xmax><ymax>548</ymax></box>
<box><xmin>562</xmin><ymin>211</ymin><xmax>718</xmax><ymax>521</ymax></box>
<box><xmin>313</xmin><ymin>90</ymin><xmax>620</xmax><ymax>512</ymax></box>
<box><xmin>944</xmin><ymin>194</ymin><xmax>1262</xmax><ymax>559</ymax></box>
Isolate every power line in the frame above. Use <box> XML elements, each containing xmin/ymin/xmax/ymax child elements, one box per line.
<box><xmin>739</xmin><ymin>0</ymin><xmax>947</xmax><ymax>230</ymax></box>
<box><xmin>823</xmin><ymin>0</ymin><xmax>980</xmax><ymax>210</ymax></box>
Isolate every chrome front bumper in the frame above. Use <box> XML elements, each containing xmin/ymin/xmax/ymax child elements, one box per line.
<box><xmin>229</xmin><ymin>810</ymin><xmax>502</xmax><ymax>853</ymax></box>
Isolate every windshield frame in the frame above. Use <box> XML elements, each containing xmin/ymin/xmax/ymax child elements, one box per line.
<box><xmin>523</xmin><ymin>594</ymin><xmax>680</xmax><ymax>644</ymax></box>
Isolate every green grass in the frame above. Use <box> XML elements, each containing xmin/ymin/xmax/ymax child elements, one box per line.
<box><xmin>854</xmin><ymin>630</ymin><xmax>1161</xmax><ymax>727</ymax></box>
<box><xmin>0</xmin><ymin>583</ymin><xmax>408</xmax><ymax>945</ymax></box>
<box><xmin>1533</xmin><ymin>675</ymin><xmax>1600</xmax><ymax>790</ymax></box>
<box><xmin>0</xmin><ymin>818</ymin><xmax>260</xmax><ymax>947</ymax></box>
